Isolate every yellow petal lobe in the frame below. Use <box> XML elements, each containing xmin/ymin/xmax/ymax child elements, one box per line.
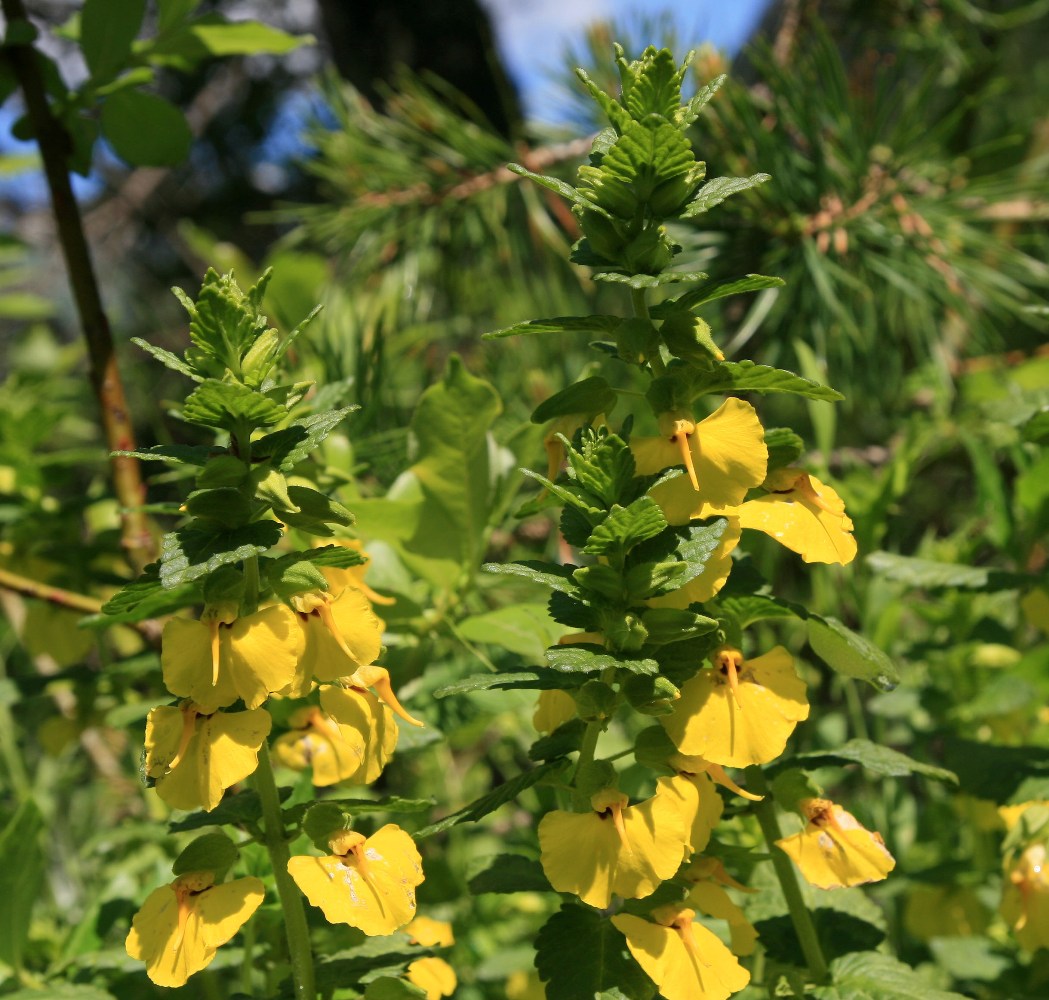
<box><xmin>533</xmin><ymin>689</ymin><xmax>577</xmax><ymax>733</ymax></box>
<box><xmin>406</xmin><ymin>915</ymin><xmax>455</xmax><ymax>947</ymax></box>
<box><xmin>298</xmin><ymin>589</ymin><xmax>383</xmax><ymax>684</ymax></box>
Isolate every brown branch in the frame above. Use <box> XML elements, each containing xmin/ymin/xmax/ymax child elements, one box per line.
<box><xmin>1</xmin><ymin>0</ymin><xmax>155</xmax><ymax>572</ymax></box>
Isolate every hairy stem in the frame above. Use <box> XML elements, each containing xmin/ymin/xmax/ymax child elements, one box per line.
<box><xmin>251</xmin><ymin>750</ymin><xmax>316</xmax><ymax>1000</ymax></box>
<box><xmin>1</xmin><ymin>0</ymin><xmax>153</xmax><ymax>571</ymax></box>
<box><xmin>747</xmin><ymin>767</ymin><xmax>830</xmax><ymax>985</ymax></box>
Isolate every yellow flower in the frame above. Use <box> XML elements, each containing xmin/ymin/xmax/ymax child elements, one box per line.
<box><xmin>271</xmin><ymin>684</ymin><xmax>398</xmax><ymax>786</ymax></box>
<box><xmin>661</xmin><ymin>646</ymin><xmax>809</xmax><ymax>767</ymax></box>
<box><xmin>125</xmin><ymin>872</ymin><xmax>264</xmax><ymax>987</ymax></box>
<box><xmin>999</xmin><ymin>800</ymin><xmax>1049</xmax><ymax>831</ymax></box>
<box><xmin>288</xmin><ymin>824</ymin><xmax>424</xmax><ymax>934</ymax></box>
<box><xmin>406</xmin><ymin>915</ymin><xmax>455</xmax><ymax>947</ymax></box>
<box><xmin>533</xmin><ymin>689</ymin><xmax>577</xmax><ymax>733</ymax></box>
<box><xmin>775</xmin><ymin>798</ymin><xmax>895</xmax><ymax>889</ymax></box>
<box><xmin>683</xmin><ymin>859</ymin><xmax>759</xmax><ymax>956</ymax></box>
<box><xmin>634</xmin><ymin>399</ymin><xmax>768</xmax><ymax>523</ymax></box>
<box><xmin>538</xmin><ymin>786</ymin><xmax>689</xmax><ymax>908</ymax></box>
<box><xmin>144</xmin><ymin>702</ymin><xmax>271</xmax><ymax>812</ymax></box>
<box><xmin>612</xmin><ymin>905</ymin><xmax>750</xmax><ymax>1000</ymax></box>
<box><xmin>321</xmin><ymin>538</ymin><xmax>396</xmax><ymax>606</ymax></box>
<box><xmin>406</xmin><ymin>957</ymin><xmax>457</xmax><ymax>999</ymax></box>
<box><xmin>291</xmin><ymin>588</ymin><xmax>384</xmax><ymax>686</ymax></box>
<box><xmin>1001</xmin><ymin>842</ymin><xmax>1049</xmax><ymax>951</ymax></box>
<box><xmin>726</xmin><ymin>468</ymin><xmax>856</xmax><ymax>565</ymax></box>
<box><xmin>162</xmin><ymin>605</ymin><xmax>303</xmax><ymax>711</ymax></box>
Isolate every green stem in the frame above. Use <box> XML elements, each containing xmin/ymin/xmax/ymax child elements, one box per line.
<box><xmin>572</xmin><ymin>719</ymin><xmax>604</xmax><ymax>810</ymax></box>
<box><xmin>747</xmin><ymin>767</ymin><xmax>830</xmax><ymax>985</ymax></box>
<box><xmin>630</xmin><ymin>287</ymin><xmax>667</xmax><ymax>377</ymax></box>
<box><xmin>251</xmin><ymin>749</ymin><xmax>316</xmax><ymax>1000</ymax></box>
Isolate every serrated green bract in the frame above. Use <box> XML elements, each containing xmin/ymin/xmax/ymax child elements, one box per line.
<box><xmin>159</xmin><ymin>521</ymin><xmax>283</xmax><ymax>588</ymax></box>
<box><xmin>583</xmin><ymin>497</ymin><xmax>667</xmax><ymax>556</ymax></box>
<box><xmin>534</xmin><ymin>905</ymin><xmax>654</xmax><ymax>1000</ymax></box>
<box><xmin>682</xmin><ymin>173</ymin><xmax>771</xmax><ymax>217</ymax></box>
<box><xmin>531</xmin><ymin>376</ymin><xmax>618</xmax><ymax>424</ymax></box>
<box><xmin>182</xmin><ymin>378</ymin><xmax>286</xmax><ymax>432</ymax></box>
<box><xmin>171</xmin><ymin>832</ymin><xmax>239</xmax><ymax>876</ymax></box>
<box><xmin>692</xmin><ymin>360</ymin><xmax>843</xmax><ymax>401</ymax></box>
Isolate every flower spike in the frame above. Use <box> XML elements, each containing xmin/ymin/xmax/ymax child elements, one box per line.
<box><xmin>351</xmin><ymin>664</ymin><xmax>424</xmax><ymax>727</ymax></box>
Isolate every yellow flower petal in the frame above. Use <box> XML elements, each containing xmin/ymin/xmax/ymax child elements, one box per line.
<box><xmin>661</xmin><ymin>646</ymin><xmax>809</xmax><ymax>767</ymax></box>
<box><xmin>298</xmin><ymin>589</ymin><xmax>383</xmax><ymax>684</ymax></box>
<box><xmin>687</xmin><ymin>882</ymin><xmax>758</xmax><ymax>956</ymax></box>
<box><xmin>406</xmin><ymin>957</ymin><xmax>457</xmax><ymax>999</ymax></box>
<box><xmin>125</xmin><ymin>874</ymin><xmax>264</xmax><ymax>987</ymax></box>
<box><xmin>288</xmin><ymin>824</ymin><xmax>423</xmax><ymax>935</ymax></box>
<box><xmin>162</xmin><ymin>607</ymin><xmax>303</xmax><ymax>712</ymax></box>
<box><xmin>647</xmin><ymin>518</ymin><xmax>742</xmax><ymax>608</ymax></box>
<box><xmin>642</xmin><ymin>399</ymin><xmax>768</xmax><ymax>523</ymax></box>
<box><xmin>538</xmin><ymin>788</ymin><xmax>689</xmax><ymax>908</ymax></box>
<box><xmin>729</xmin><ymin>473</ymin><xmax>856</xmax><ymax>565</ymax></box>
<box><xmin>775</xmin><ymin>799</ymin><xmax>895</xmax><ymax>889</ymax></box>
<box><xmin>612</xmin><ymin>909</ymin><xmax>750</xmax><ymax>1000</ymax></box>
<box><xmin>533</xmin><ymin>689</ymin><xmax>577</xmax><ymax>733</ymax></box>
<box><xmin>998</xmin><ymin>801</ymin><xmax>1049</xmax><ymax>831</ymax></box>
<box><xmin>146</xmin><ymin>705</ymin><xmax>272</xmax><ymax>812</ymax></box>
<box><xmin>406</xmin><ymin>916</ymin><xmax>455</xmax><ymax>947</ymax></box>
<box><xmin>655</xmin><ymin>773</ymin><xmax>724</xmax><ymax>857</ymax></box>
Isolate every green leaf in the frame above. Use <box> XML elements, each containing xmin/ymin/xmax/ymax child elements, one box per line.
<box><xmin>363</xmin><ymin>977</ymin><xmax>426</xmax><ymax>1000</ymax></box>
<box><xmin>545</xmin><ymin>644</ymin><xmax>657</xmax><ymax>677</ymax></box>
<box><xmin>172</xmin><ymin>831</ymin><xmax>239</xmax><ymax>875</ymax></box>
<box><xmin>396</xmin><ymin>356</ymin><xmax>501</xmax><ymax>578</ymax></box>
<box><xmin>620</xmin><ymin>47</ymin><xmax>683</xmax><ymax>121</ymax></box>
<box><xmin>0</xmin><ymin>800</ymin><xmax>44</xmax><ymax>971</ymax></box>
<box><xmin>254</xmin><ymin>406</ymin><xmax>356</xmax><ymax>470</ymax></box>
<box><xmin>807</xmin><ymin>616</ymin><xmax>899</xmax><ymax>692</ymax></box>
<box><xmin>1021</xmin><ymin>407</ymin><xmax>1049</xmax><ymax>444</ymax></box>
<box><xmin>415</xmin><ymin>761</ymin><xmax>567</xmax><ymax>838</ymax></box>
<box><xmin>468</xmin><ymin>855</ymin><xmax>552</xmax><ymax>894</ymax></box>
<box><xmin>506</xmin><ymin>163</ymin><xmax>610</xmax><ymax>216</ymax></box>
<box><xmin>168</xmin><ymin>788</ymin><xmax>294</xmax><ymax>832</ymax></box>
<box><xmin>865</xmin><ymin>551</ymin><xmax>1028</xmax><ymax>591</ymax></box>
<box><xmin>787</xmin><ymin>739</ymin><xmax>958</xmax><ymax>784</ymax></box>
<box><xmin>630</xmin><ymin>518</ymin><xmax>734</xmax><ymax>590</ymax></box>
<box><xmin>942</xmin><ymin>739</ymin><xmax>1049</xmax><ymax>803</ymax></box>
<box><xmin>484</xmin><ymin>315</ymin><xmax>621</xmax><ymax>341</ymax></box>
<box><xmin>113</xmin><ymin>443</ymin><xmax>214</xmax><ymax>465</ymax></box>
<box><xmin>653</xmin><ymin>274</ymin><xmax>785</xmax><ymax>316</ymax></box>
<box><xmin>531</xmin><ymin>376</ymin><xmax>618</xmax><ymax>424</ymax></box>
<box><xmin>814</xmin><ymin>952</ymin><xmax>969</xmax><ymax>999</ymax></box>
<box><xmin>583</xmin><ymin>497</ymin><xmax>667</xmax><ymax>556</ymax></box>
<box><xmin>592</xmin><ymin>271</ymin><xmax>708</xmax><ymax>288</ymax></box>
<box><xmin>681</xmin><ymin>73</ymin><xmax>725</xmax><ymax>124</ymax></box>
<box><xmin>182</xmin><ymin>378</ymin><xmax>285</xmax><ymax>432</ymax></box>
<box><xmin>159</xmin><ymin>520</ymin><xmax>283</xmax><ymax>588</ymax></box>
<box><xmin>712</xmin><ymin>593</ymin><xmax>799</xmax><ymax>632</ymax></box>
<box><xmin>566</xmin><ymin>427</ymin><xmax>637</xmax><ymax>507</ymax></box>
<box><xmin>433</xmin><ymin>669</ymin><xmax>586</xmax><ymax>699</ymax></box>
<box><xmin>640</xmin><ymin>607</ymin><xmax>718</xmax><ymax>644</ymax></box>
<box><xmin>693</xmin><ymin>360</ymin><xmax>843</xmax><ymax>401</ymax></box>
<box><xmin>131</xmin><ymin>336</ymin><xmax>201</xmax><ymax>381</ymax></box>
<box><xmin>623</xmin><ymin>560</ymin><xmax>688</xmax><ymax>599</ymax></box>
<box><xmin>98</xmin><ymin>567</ymin><xmax>200</xmax><ymax>624</ymax></box>
<box><xmin>486</xmin><ymin>560</ymin><xmax>579</xmax><ymax>596</ymax></box>
<box><xmin>682</xmin><ymin>173</ymin><xmax>771</xmax><ymax>217</ymax></box>
<box><xmin>755</xmin><ymin>910</ymin><xmax>885</xmax><ymax>967</ymax></box>
<box><xmin>765</xmin><ymin>426</ymin><xmax>805</xmax><ymax>471</ymax></box>
<box><xmin>535</xmin><ymin>905</ymin><xmax>653</xmax><ymax>1000</ymax></box>
<box><xmin>457</xmin><ymin>604</ymin><xmax>561</xmax><ymax>662</ymax></box>
<box><xmin>276</xmin><ymin>485</ymin><xmax>354</xmax><ymax>534</ymax></box>
<box><xmin>81</xmin><ymin>0</ymin><xmax>145</xmax><ymax>81</ymax></box>
<box><xmin>186</xmin><ymin>487</ymin><xmax>252</xmax><ymax>528</ymax></box>
<box><xmin>100</xmin><ymin>89</ymin><xmax>191</xmax><ymax>167</ymax></box>
<box><xmin>529</xmin><ymin>718</ymin><xmax>587</xmax><ymax>762</ymax></box>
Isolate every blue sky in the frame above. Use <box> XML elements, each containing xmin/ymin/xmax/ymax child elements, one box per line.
<box><xmin>483</xmin><ymin>0</ymin><xmax>770</xmax><ymax>121</ymax></box>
